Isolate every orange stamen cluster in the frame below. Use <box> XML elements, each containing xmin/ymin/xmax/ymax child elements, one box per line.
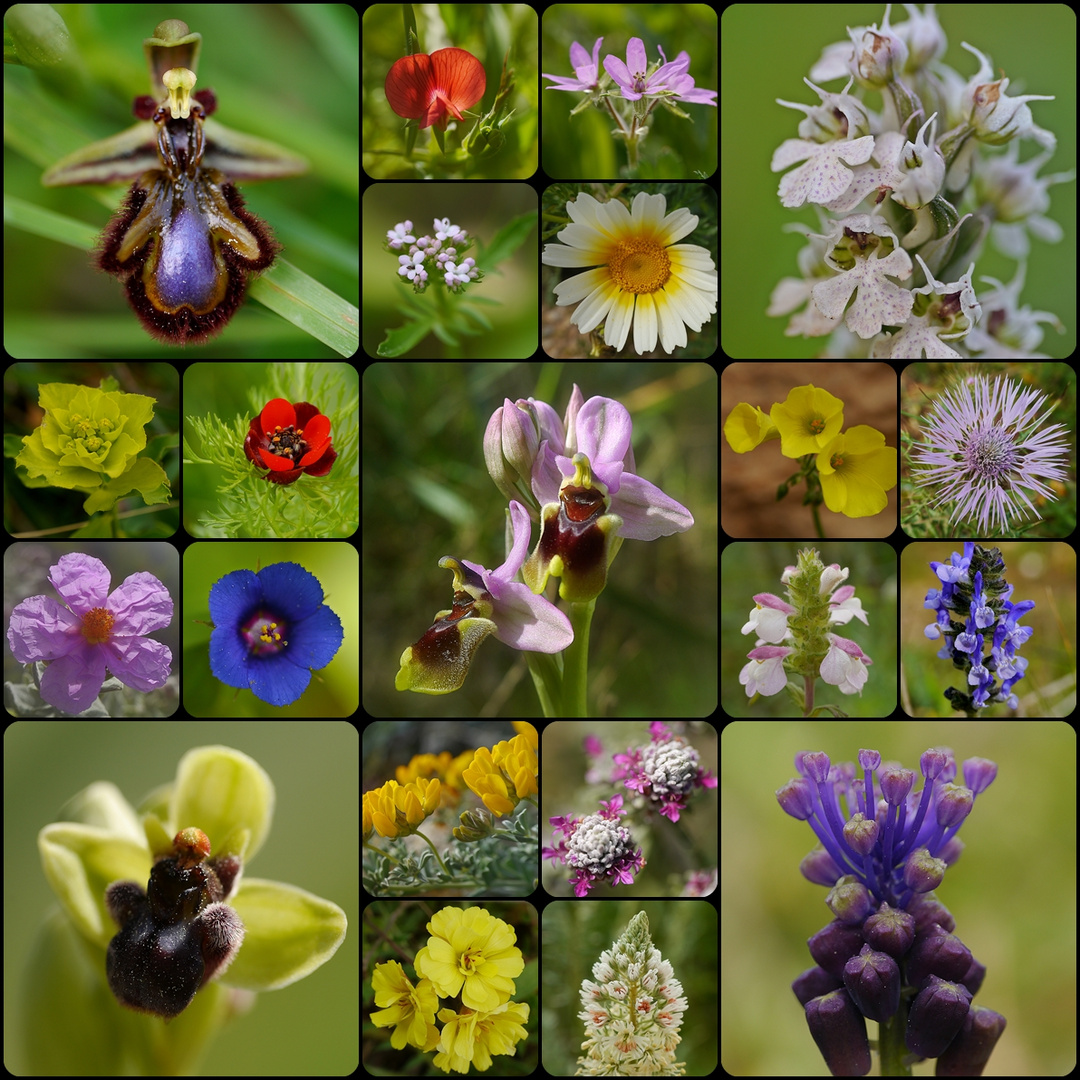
<box><xmin>81</xmin><ymin>607</ymin><xmax>115</xmax><ymax>644</ymax></box>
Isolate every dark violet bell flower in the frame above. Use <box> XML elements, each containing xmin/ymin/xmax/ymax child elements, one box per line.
<box><xmin>906</xmin><ymin>975</ymin><xmax>972</xmax><ymax>1058</ymax></box>
<box><xmin>804</xmin><ymin>989</ymin><xmax>871</xmax><ymax>1077</ymax></box>
<box><xmin>208</xmin><ymin>561</ymin><xmax>343</xmax><ymax>707</ymax></box>
<box><xmin>778</xmin><ymin>747</ymin><xmax>1005</xmax><ymax>1075</ymax></box>
<box><xmin>843</xmin><ymin>944</ymin><xmax>900</xmax><ymax>1024</ymax></box>
<box><xmin>934</xmin><ymin>1004</ymin><xmax>1007</xmax><ymax>1077</ymax></box>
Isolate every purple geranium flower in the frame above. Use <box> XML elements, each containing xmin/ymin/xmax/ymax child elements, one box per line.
<box><xmin>909</xmin><ymin>374</ymin><xmax>1071</xmax><ymax>534</ymax></box>
<box><xmin>542</xmin><ymin>37</ymin><xmax>604</xmax><ymax>92</ymax></box>
<box><xmin>543</xmin><ymin>793</ymin><xmax>645</xmax><ymax>897</ymax></box>
<box><xmin>209</xmin><ymin>562</ymin><xmax>343</xmax><ymax>707</ymax></box>
<box><xmin>395</xmin><ymin>500</ymin><xmax>574</xmax><ymax>694</ymax></box>
<box><xmin>602</xmin><ymin>38</ymin><xmax>690</xmax><ymax>102</ymax></box>
<box><xmin>6</xmin><ymin>552</ymin><xmax>172</xmax><ymax>714</ymax></box>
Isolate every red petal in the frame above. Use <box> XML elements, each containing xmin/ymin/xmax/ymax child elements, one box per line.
<box><xmin>384</xmin><ymin>53</ymin><xmax>435</xmax><ymax>121</ymax></box>
<box><xmin>301</xmin><ymin>413</ymin><xmax>331</xmax><ymax>448</ymax></box>
<box><xmin>429</xmin><ymin>48</ymin><xmax>486</xmax><ymax>111</ymax></box>
<box><xmin>260</xmin><ymin>398</ymin><xmax>295</xmax><ymax>433</ymax></box>
<box><xmin>259</xmin><ymin>447</ymin><xmax>300</xmax><ymax>471</ymax></box>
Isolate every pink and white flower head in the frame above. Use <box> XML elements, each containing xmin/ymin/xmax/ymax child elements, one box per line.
<box><xmin>544</xmin><ymin>794</ymin><xmax>645</xmax><ymax>897</ymax></box>
<box><xmin>6</xmin><ymin>552</ymin><xmax>172</xmax><ymax>714</ymax></box>
<box><xmin>611</xmin><ymin>722</ymin><xmax>717</xmax><ymax>822</ymax></box>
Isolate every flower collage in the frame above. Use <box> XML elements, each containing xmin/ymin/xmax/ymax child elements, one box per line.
<box><xmin>362</xmin><ymin>5</ymin><xmax>717</xmax><ymax>358</ymax></box>
<box><xmin>4</xmin><ymin>361</ymin><xmax>357</xmax><ymax>717</ymax></box>
<box><xmin>363</xmin><ymin>720</ymin><xmax>717</xmax><ymax>1075</ymax></box>
<box><xmin>722</xmin><ymin>360</ymin><xmax>1075</xmax><ymax>718</ymax></box>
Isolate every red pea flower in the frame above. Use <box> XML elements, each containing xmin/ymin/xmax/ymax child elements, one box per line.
<box><xmin>243</xmin><ymin>398</ymin><xmax>336</xmax><ymax>486</ymax></box>
<box><xmin>384</xmin><ymin>47</ymin><xmax>486</xmax><ymax>131</ymax></box>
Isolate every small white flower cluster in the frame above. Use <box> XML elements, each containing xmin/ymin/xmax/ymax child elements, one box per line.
<box><xmin>768</xmin><ymin>5</ymin><xmax>1073</xmax><ymax>358</ymax></box>
<box><xmin>575</xmin><ymin>912</ymin><xmax>687</xmax><ymax>1077</ymax></box>
<box><xmin>637</xmin><ymin>740</ymin><xmax>701</xmax><ymax>803</ymax></box>
<box><xmin>385</xmin><ymin>216</ymin><xmax>483</xmax><ymax>294</ymax></box>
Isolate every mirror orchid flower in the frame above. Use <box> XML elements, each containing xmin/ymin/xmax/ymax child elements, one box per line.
<box><xmin>396</xmin><ymin>500</ymin><xmax>574</xmax><ymax>695</ymax></box>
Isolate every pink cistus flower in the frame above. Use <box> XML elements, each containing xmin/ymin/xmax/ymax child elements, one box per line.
<box><xmin>6</xmin><ymin>552</ymin><xmax>173</xmax><ymax>714</ymax></box>
<box><xmin>543</xmin><ymin>795</ymin><xmax>645</xmax><ymax>897</ymax></box>
<box><xmin>612</xmin><ymin>722</ymin><xmax>717</xmax><ymax>822</ymax></box>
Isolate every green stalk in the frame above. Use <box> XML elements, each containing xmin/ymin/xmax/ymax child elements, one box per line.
<box><xmin>524</xmin><ymin>650</ymin><xmax>562</xmax><ymax>717</ymax></box>
<box><xmin>562</xmin><ymin>599</ymin><xmax>595</xmax><ymax>717</ymax></box>
<box><xmin>877</xmin><ymin>1001</ymin><xmax>912</xmax><ymax>1076</ymax></box>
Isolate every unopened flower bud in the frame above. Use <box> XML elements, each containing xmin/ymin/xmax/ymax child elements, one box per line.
<box><xmin>805</xmin><ymin>989</ymin><xmax>871</xmax><ymax>1076</ymax></box>
<box><xmin>862</xmin><ymin>903</ymin><xmax>915</xmax><ymax>961</ymax></box>
<box><xmin>843</xmin><ymin>944</ymin><xmax>900</xmax><ymax>1024</ymax></box>
<box><xmin>826</xmin><ymin>876</ymin><xmax>872</xmax><ymax>925</ymax></box>
<box><xmin>904</xmin><ymin>847</ymin><xmax>946</xmax><ymax>892</ymax></box>
<box><xmin>934</xmin><ymin>1005</ymin><xmax>1007</xmax><ymax>1077</ymax></box>
<box><xmin>906</xmin><ymin>926</ymin><xmax>974</xmax><ymax>986</ymax></box>
<box><xmin>842</xmin><ymin>812</ymin><xmax>878</xmax><ymax>855</ymax></box>
<box><xmin>905</xmin><ymin>975</ymin><xmax>972</xmax><ymax>1058</ymax></box>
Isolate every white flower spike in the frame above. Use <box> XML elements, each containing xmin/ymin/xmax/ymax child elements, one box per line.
<box><xmin>768</xmin><ymin>4</ymin><xmax>1072</xmax><ymax>358</ymax></box>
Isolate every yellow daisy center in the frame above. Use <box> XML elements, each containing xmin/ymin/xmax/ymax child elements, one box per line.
<box><xmin>607</xmin><ymin>238</ymin><xmax>671</xmax><ymax>295</ymax></box>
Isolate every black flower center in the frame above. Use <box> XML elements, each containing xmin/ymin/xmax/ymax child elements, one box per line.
<box><xmin>267</xmin><ymin>425</ymin><xmax>309</xmax><ymax>463</ymax></box>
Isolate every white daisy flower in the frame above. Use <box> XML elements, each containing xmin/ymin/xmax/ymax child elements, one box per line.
<box><xmin>542</xmin><ymin>191</ymin><xmax>717</xmax><ymax>355</ymax></box>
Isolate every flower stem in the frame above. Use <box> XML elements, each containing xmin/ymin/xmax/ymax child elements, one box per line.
<box><xmin>413</xmin><ymin>828</ymin><xmax>450</xmax><ymax>874</ymax></box>
<box><xmin>563</xmin><ymin>599</ymin><xmax>596</xmax><ymax>717</ymax></box>
<box><xmin>525</xmin><ymin>651</ymin><xmax>563</xmax><ymax>717</ymax></box>
<box><xmin>803</xmin><ymin>674</ymin><xmax>815</xmax><ymax>717</ymax></box>
<box><xmin>878</xmin><ymin>1002</ymin><xmax>912</xmax><ymax>1076</ymax></box>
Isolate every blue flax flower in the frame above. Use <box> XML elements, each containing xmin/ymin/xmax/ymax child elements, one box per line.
<box><xmin>209</xmin><ymin>562</ymin><xmax>343</xmax><ymax>707</ymax></box>
<box><xmin>778</xmin><ymin>748</ymin><xmax>1006</xmax><ymax>1076</ymax></box>
<box><xmin>924</xmin><ymin>542</ymin><xmax>1033</xmax><ymax>715</ymax></box>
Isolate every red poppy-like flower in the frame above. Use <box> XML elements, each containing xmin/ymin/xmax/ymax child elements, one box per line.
<box><xmin>384</xmin><ymin>47</ymin><xmax>486</xmax><ymax>131</ymax></box>
<box><xmin>243</xmin><ymin>399</ymin><xmax>336</xmax><ymax>486</ymax></box>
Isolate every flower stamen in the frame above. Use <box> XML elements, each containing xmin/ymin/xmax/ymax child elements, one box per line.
<box><xmin>81</xmin><ymin>606</ymin><xmax>115</xmax><ymax>644</ymax></box>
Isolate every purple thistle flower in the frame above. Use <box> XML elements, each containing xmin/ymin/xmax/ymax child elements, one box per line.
<box><xmin>909</xmin><ymin>374</ymin><xmax>1071</xmax><ymax>535</ymax></box>
<box><xmin>543</xmin><ymin>794</ymin><xmax>645</xmax><ymax>897</ymax></box>
<box><xmin>778</xmin><ymin>747</ymin><xmax>1005</xmax><ymax>1076</ymax></box>
<box><xmin>925</xmin><ymin>542</ymin><xmax>1033</xmax><ymax>714</ymax></box>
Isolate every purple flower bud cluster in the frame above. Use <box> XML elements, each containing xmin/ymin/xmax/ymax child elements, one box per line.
<box><xmin>779</xmin><ymin>748</ymin><xmax>1005</xmax><ymax>1076</ymax></box>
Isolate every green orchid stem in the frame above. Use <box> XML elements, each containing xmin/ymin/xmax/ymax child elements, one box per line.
<box><xmin>525</xmin><ymin>651</ymin><xmax>563</xmax><ymax>716</ymax></box>
<box><xmin>414</xmin><ymin>828</ymin><xmax>451</xmax><ymax>874</ymax></box>
<box><xmin>563</xmin><ymin>599</ymin><xmax>596</xmax><ymax>718</ymax></box>
<box><xmin>803</xmin><ymin>674</ymin><xmax>815</xmax><ymax>717</ymax></box>
<box><xmin>878</xmin><ymin>1002</ymin><xmax>912</xmax><ymax>1076</ymax></box>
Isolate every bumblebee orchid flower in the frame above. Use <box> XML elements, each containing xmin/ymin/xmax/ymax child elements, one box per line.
<box><xmin>396</xmin><ymin>501</ymin><xmax>574</xmax><ymax>695</ymax></box>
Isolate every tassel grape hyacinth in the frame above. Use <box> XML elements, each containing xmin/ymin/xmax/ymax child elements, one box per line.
<box><xmin>575</xmin><ymin>911</ymin><xmax>687</xmax><ymax>1076</ymax></box>
<box><xmin>767</xmin><ymin>4</ymin><xmax>1073</xmax><ymax>358</ymax></box>
<box><xmin>778</xmin><ymin>748</ymin><xmax>1006</xmax><ymax>1077</ymax></box>
<box><xmin>925</xmin><ymin>543</ymin><xmax>1033</xmax><ymax>716</ymax></box>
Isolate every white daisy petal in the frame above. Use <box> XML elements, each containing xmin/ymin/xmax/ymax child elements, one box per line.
<box><xmin>542</xmin><ymin>190</ymin><xmax>716</xmax><ymax>355</ymax></box>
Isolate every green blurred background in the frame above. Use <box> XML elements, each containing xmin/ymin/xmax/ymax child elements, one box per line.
<box><xmin>3</xmin><ymin>721</ymin><xmax>357</xmax><ymax>1074</ymax></box>
<box><xmin>362</xmin><ymin>362</ymin><xmax>717</xmax><ymax>717</ymax></box>
<box><xmin>721</xmin><ymin>720</ymin><xmax>1077</xmax><ymax>1075</ymax></box>
<box><xmin>721</xmin><ymin>4</ymin><xmax>1077</xmax><ymax>358</ymax></box>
